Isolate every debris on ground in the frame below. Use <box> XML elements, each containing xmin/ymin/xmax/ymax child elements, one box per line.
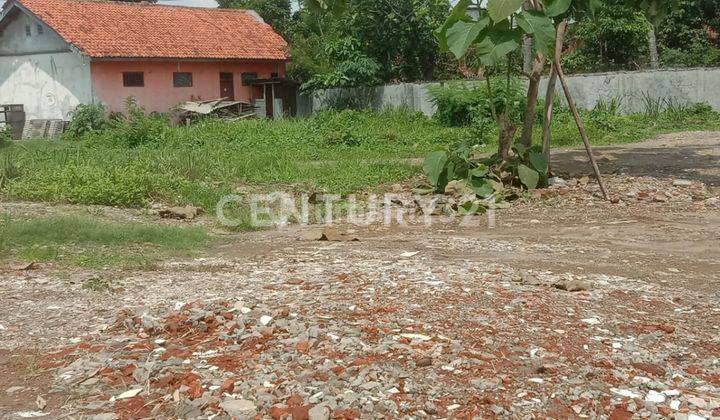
<box><xmin>178</xmin><ymin>98</ymin><xmax>256</xmax><ymax>123</ymax></box>
<box><xmin>158</xmin><ymin>205</ymin><xmax>203</xmax><ymax>220</ymax></box>
<box><xmin>0</xmin><ymin>142</ymin><xmax>718</xmax><ymax>418</ymax></box>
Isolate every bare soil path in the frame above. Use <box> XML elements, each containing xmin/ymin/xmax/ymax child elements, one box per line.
<box><xmin>0</xmin><ymin>132</ymin><xmax>718</xmax><ymax>419</ymax></box>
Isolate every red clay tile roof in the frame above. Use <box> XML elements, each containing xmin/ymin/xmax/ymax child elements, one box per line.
<box><xmin>14</xmin><ymin>0</ymin><xmax>288</xmax><ymax>60</ymax></box>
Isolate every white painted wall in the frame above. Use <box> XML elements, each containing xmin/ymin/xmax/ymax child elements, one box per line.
<box><xmin>0</xmin><ymin>8</ymin><xmax>69</xmax><ymax>55</ymax></box>
<box><xmin>0</xmin><ymin>7</ymin><xmax>92</xmax><ymax>120</ymax></box>
<box><xmin>0</xmin><ymin>52</ymin><xmax>92</xmax><ymax>120</ymax></box>
<box><xmin>299</xmin><ymin>68</ymin><xmax>720</xmax><ymax>117</ymax></box>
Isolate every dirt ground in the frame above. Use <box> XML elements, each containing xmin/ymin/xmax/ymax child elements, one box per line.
<box><xmin>0</xmin><ymin>132</ymin><xmax>718</xmax><ymax>419</ymax></box>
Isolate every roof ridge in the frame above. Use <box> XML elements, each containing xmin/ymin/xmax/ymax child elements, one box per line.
<box><xmin>13</xmin><ymin>0</ymin><xmax>288</xmax><ymax>60</ymax></box>
<box><xmin>18</xmin><ymin>0</ymin><xmax>253</xmax><ymax>13</ymax></box>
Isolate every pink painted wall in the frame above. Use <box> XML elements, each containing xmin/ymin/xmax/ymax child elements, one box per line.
<box><xmin>90</xmin><ymin>60</ymin><xmax>286</xmax><ymax>113</ymax></box>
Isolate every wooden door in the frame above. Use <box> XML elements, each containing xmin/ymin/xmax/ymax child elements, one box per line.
<box><xmin>220</xmin><ymin>73</ymin><xmax>235</xmax><ymax>100</ymax></box>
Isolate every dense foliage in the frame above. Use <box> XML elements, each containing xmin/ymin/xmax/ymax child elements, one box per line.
<box><xmin>563</xmin><ymin>2</ymin><xmax>651</xmax><ymax>72</ymax></box>
<box><xmin>216</xmin><ymin>0</ymin><xmax>292</xmax><ymax>33</ymax></box>
<box><xmin>213</xmin><ymin>0</ymin><xmax>720</xmax><ymax>88</ymax></box>
<box><xmin>565</xmin><ymin>0</ymin><xmax>720</xmax><ymax>72</ymax></box>
<box><xmin>248</xmin><ymin>0</ymin><xmax>453</xmax><ymax>90</ymax></box>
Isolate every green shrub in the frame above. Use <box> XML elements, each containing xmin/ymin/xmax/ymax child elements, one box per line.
<box><xmin>0</xmin><ymin>152</ymin><xmax>21</xmax><ymax>189</ymax></box>
<box><xmin>428</xmin><ymin>79</ymin><xmax>525</xmax><ymax>128</ymax></box>
<box><xmin>82</xmin><ymin>98</ymin><xmax>170</xmax><ymax>148</ymax></box>
<box><xmin>0</xmin><ymin>124</ymin><xmax>12</xmax><ymax>146</ymax></box>
<box><xmin>64</xmin><ymin>103</ymin><xmax>112</xmax><ymax>140</ymax></box>
<box><xmin>587</xmin><ymin>98</ymin><xmax>627</xmax><ymax>131</ymax></box>
<box><xmin>428</xmin><ymin>82</ymin><xmax>486</xmax><ymax>126</ymax></box>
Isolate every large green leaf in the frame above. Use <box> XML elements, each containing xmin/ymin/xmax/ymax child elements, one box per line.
<box><xmin>475</xmin><ymin>26</ymin><xmax>522</xmax><ymax>67</ymax></box>
<box><xmin>470</xmin><ymin>164</ymin><xmax>490</xmax><ymax>178</ymax></box>
<box><xmin>542</xmin><ymin>0</ymin><xmax>571</xmax><ymax>17</ymax></box>
<box><xmin>516</xmin><ymin>11</ymin><xmax>556</xmax><ymax>56</ymax></box>
<box><xmin>487</xmin><ymin>0</ymin><xmax>524</xmax><ymax>23</ymax></box>
<box><xmin>588</xmin><ymin>0</ymin><xmax>603</xmax><ymax>15</ymax></box>
<box><xmin>469</xmin><ymin>177</ymin><xmax>496</xmax><ymax>198</ymax></box>
<box><xmin>518</xmin><ymin>164</ymin><xmax>540</xmax><ymax>189</ymax></box>
<box><xmin>446</xmin><ymin>18</ymin><xmax>491</xmax><ymax>58</ymax></box>
<box><xmin>422</xmin><ymin>151</ymin><xmax>448</xmax><ymax>187</ymax></box>
<box><xmin>437</xmin><ymin>0</ymin><xmax>473</xmax><ymax>51</ymax></box>
<box><xmin>528</xmin><ymin>151</ymin><xmax>549</xmax><ymax>174</ymax></box>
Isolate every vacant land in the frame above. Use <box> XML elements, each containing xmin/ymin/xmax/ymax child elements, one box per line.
<box><xmin>0</xmin><ymin>133</ymin><xmax>718</xmax><ymax>419</ymax></box>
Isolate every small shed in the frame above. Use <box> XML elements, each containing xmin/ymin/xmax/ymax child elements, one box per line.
<box><xmin>248</xmin><ymin>77</ymin><xmax>299</xmax><ymax>119</ymax></box>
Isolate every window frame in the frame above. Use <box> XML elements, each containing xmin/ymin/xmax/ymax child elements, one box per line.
<box><xmin>173</xmin><ymin>72</ymin><xmax>193</xmax><ymax>88</ymax></box>
<box><xmin>122</xmin><ymin>72</ymin><xmax>145</xmax><ymax>88</ymax></box>
<box><xmin>241</xmin><ymin>72</ymin><xmax>258</xmax><ymax>86</ymax></box>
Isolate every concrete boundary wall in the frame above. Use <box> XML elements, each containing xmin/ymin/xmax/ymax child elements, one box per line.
<box><xmin>297</xmin><ymin>67</ymin><xmax>720</xmax><ymax>117</ymax></box>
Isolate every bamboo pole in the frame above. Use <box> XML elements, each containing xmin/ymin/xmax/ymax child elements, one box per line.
<box><xmin>551</xmin><ymin>22</ymin><xmax>609</xmax><ymax>201</ymax></box>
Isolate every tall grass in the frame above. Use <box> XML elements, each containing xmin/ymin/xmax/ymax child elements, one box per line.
<box><xmin>0</xmin><ymin>109</ymin><xmax>467</xmax><ymax>211</ymax></box>
<box><xmin>1</xmin><ymin>104</ymin><xmax>718</xmax><ymax>224</ymax></box>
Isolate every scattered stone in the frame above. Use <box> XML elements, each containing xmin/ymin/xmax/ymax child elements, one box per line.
<box><xmin>219</xmin><ymin>398</ymin><xmax>257</xmax><ymax>417</ymax></box>
<box><xmin>158</xmin><ymin>205</ymin><xmax>202</xmax><ymax>220</ymax></box>
<box><xmin>549</xmin><ymin>177</ymin><xmax>568</xmax><ymax>187</ymax></box>
<box><xmin>309</xmin><ymin>228</ymin><xmax>360</xmax><ymax>242</ymax></box>
<box><xmin>415</xmin><ymin>357</ymin><xmax>433</xmax><ymax>368</ymax></box>
<box><xmin>554</xmin><ymin>279</ymin><xmax>593</xmax><ymax>292</ymax></box>
<box><xmin>399</xmin><ymin>251</ymin><xmax>420</xmax><ymax>258</ymax></box>
<box><xmin>645</xmin><ymin>390</ymin><xmax>666</xmax><ymax>403</ymax></box>
<box><xmin>673</xmin><ymin>179</ymin><xmax>693</xmax><ymax>187</ymax></box>
<box><xmin>398</xmin><ymin>333</ymin><xmax>431</xmax><ymax>341</ymax></box>
<box><xmin>308</xmin><ymin>403</ymin><xmax>331</xmax><ymax>420</ymax></box>
<box><xmin>115</xmin><ymin>388</ymin><xmax>143</xmax><ymax>400</ymax></box>
<box><xmin>9</xmin><ymin>262</ymin><xmax>35</xmax><ymax>271</ymax></box>
<box><xmin>35</xmin><ymin>395</ymin><xmax>46</xmax><ymax>410</ymax></box>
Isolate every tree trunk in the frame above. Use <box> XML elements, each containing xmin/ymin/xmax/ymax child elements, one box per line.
<box><xmin>521</xmin><ymin>1</ymin><xmax>533</xmax><ymax>73</ymax></box>
<box><xmin>541</xmin><ymin>67</ymin><xmax>557</xmax><ymax>158</ymax></box>
<box><xmin>522</xmin><ymin>37</ymin><xmax>533</xmax><ymax>74</ymax></box>
<box><xmin>520</xmin><ymin>44</ymin><xmax>545</xmax><ymax>147</ymax></box>
<box><xmin>648</xmin><ymin>24</ymin><xmax>659</xmax><ymax>69</ymax></box>
<box><xmin>519</xmin><ymin>74</ymin><xmax>541</xmax><ymax>148</ymax></box>
<box><xmin>541</xmin><ymin>20</ymin><xmax>567</xmax><ymax>158</ymax></box>
<box><xmin>498</xmin><ymin>114</ymin><xmax>517</xmax><ymax>160</ymax></box>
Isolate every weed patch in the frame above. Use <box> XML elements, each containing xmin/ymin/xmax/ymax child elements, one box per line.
<box><xmin>0</xmin><ymin>213</ymin><xmax>213</xmax><ymax>268</ymax></box>
<box><xmin>1</xmin><ymin>105</ymin><xmax>719</xmax><ymax>230</ymax></box>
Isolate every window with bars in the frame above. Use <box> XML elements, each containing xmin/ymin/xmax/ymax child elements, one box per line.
<box><xmin>122</xmin><ymin>72</ymin><xmax>144</xmax><ymax>87</ymax></box>
<box><xmin>173</xmin><ymin>72</ymin><xmax>193</xmax><ymax>87</ymax></box>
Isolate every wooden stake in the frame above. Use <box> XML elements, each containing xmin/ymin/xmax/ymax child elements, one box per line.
<box><xmin>552</xmin><ymin>52</ymin><xmax>610</xmax><ymax>200</ymax></box>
